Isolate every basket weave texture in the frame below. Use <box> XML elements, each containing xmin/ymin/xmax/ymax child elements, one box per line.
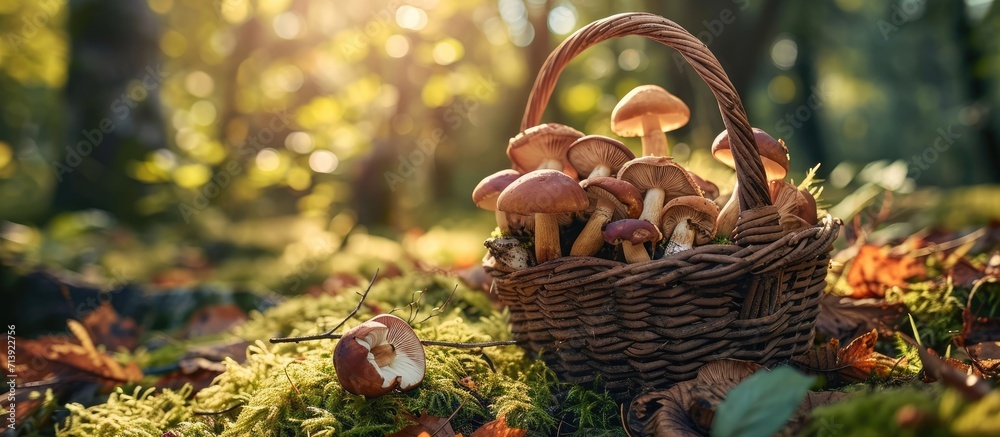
<box><xmin>483</xmin><ymin>12</ymin><xmax>842</xmax><ymax>401</ymax></box>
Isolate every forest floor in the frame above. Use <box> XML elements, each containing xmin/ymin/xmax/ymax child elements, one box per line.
<box><xmin>3</xmin><ymin>188</ymin><xmax>1000</xmax><ymax>436</ymax></box>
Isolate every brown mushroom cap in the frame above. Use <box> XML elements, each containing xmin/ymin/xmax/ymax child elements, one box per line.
<box><xmin>472</xmin><ymin>169</ymin><xmax>521</xmax><ymax>210</ymax></box>
<box><xmin>687</xmin><ymin>171</ymin><xmax>720</xmax><ymax>200</ymax></box>
<box><xmin>659</xmin><ymin>196</ymin><xmax>720</xmax><ymax>246</ymax></box>
<box><xmin>580</xmin><ymin>177</ymin><xmax>643</xmax><ymax>220</ymax></box>
<box><xmin>769</xmin><ymin>180</ymin><xmax>818</xmax><ymax>226</ymax></box>
<box><xmin>507</xmin><ymin>123</ymin><xmax>583</xmax><ymax>177</ymax></box>
<box><xmin>566</xmin><ymin>135</ymin><xmax>635</xmax><ymax>179</ymax></box>
<box><xmin>617</xmin><ymin>156</ymin><xmax>702</xmax><ymax>200</ymax></box>
<box><xmin>611</xmin><ymin>85</ymin><xmax>691</xmax><ymax>137</ymax></box>
<box><xmin>496</xmin><ymin>170</ymin><xmax>589</xmax><ymax>215</ymax></box>
<box><xmin>711</xmin><ymin>128</ymin><xmax>789</xmax><ymax>181</ymax></box>
<box><xmin>603</xmin><ymin>219</ymin><xmax>661</xmax><ymax>246</ymax></box>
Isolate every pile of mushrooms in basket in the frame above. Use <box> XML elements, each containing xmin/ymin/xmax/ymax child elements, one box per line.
<box><xmin>474</xmin><ymin>84</ymin><xmax>819</xmax><ymax>269</ymax></box>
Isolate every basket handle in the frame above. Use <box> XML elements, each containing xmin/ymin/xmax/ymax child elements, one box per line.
<box><xmin>521</xmin><ymin>12</ymin><xmax>773</xmax><ymax>216</ymax></box>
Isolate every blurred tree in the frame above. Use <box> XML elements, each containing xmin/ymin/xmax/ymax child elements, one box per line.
<box><xmin>52</xmin><ymin>0</ymin><xmax>167</xmax><ymax>222</ymax></box>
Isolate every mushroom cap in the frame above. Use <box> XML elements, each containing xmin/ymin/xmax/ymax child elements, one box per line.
<box><xmin>497</xmin><ymin>170</ymin><xmax>589</xmax><ymax>216</ymax></box>
<box><xmin>603</xmin><ymin>219</ymin><xmax>662</xmax><ymax>246</ymax></box>
<box><xmin>769</xmin><ymin>180</ymin><xmax>818</xmax><ymax>226</ymax></box>
<box><xmin>611</xmin><ymin>85</ymin><xmax>691</xmax><ymax>137</ymax></box>
<box><xmin>580</xmin><ymin>177</ymin><xmax>644</xmax><ymax>220</ymax></box>
<box><xmin>472</xmin><ymin>169</ymin><xmax>521</xmax><ymax>210</ymax></box>
<box><xmin>334</xmin><ymin>321</ymin><xmax>394</xmax><ymax>397</ymax></box>
<box><xmin>659</xmin><ymin>196</ymin><xmax>720</xmax><ymax>246</ymax></box>
<box><xmin>507</xmin><ymin>123</ymin><xmax>583</xmax><ymax>176</ymax></box>
<box><xmin>617</xmin><ymin>156</ymin><xmax>702</xmax><ymax>200</ymax></box>
<box><xmin>333</xmin><ymin>314</ymin><xmax>425</xmax><ymax>397</ymax></box>
<box><xmin>711</xmin><ymin>128</ymin><xmax>789</xmax><ymax>181</ymax></box>
<box><xmin>566</xmin><ymin>135</ymin><xmax>635</xmax><ymax>178</ymax></box>
<box><xmin>687</xmin><ymin>171</ymin><xmax>720</xmax><ymax>200</ymax></box>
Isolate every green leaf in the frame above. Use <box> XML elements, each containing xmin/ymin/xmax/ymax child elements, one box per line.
<box><xmin>711</xmin><ymin>366</ymin><xmax>815</xmax><ymax>437</ymax></box>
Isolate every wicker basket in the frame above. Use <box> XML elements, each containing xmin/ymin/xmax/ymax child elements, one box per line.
<box><xmin>483</xmin><ymin>13</ymin><xmax>842</xmax><ymax>402</ymax></box>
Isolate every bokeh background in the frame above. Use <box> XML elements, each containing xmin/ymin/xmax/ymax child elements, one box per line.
<box><xmin>1</xmin><ymin>0</ymin><xmax>999</xmax><ymax>291</ymax></box>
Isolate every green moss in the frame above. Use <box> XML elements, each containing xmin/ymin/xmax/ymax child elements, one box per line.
<box><xmin>56</xmin><ymin>386</ymin><xmax>197</xmax><ymax>437</ymax></box>
<box><xmin>58</xmin><ymin>271</ymin><xmax>592</xmax><ymax>436</ymax></box>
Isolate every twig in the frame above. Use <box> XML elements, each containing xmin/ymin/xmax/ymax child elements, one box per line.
<box><xmin>908</xmin><ymin>228</ymin><xmax>987</xmax><ymax>258</ymax></box>
<box><xmin>194</xmin><ymin>401</ymin><xmax>246</xmax><ymax>416</ymax></box>
<box><xmin>420</xmin><ymin>339</ymin><xmax>518</xmax><ymax>348</ymax></box>
<box><xmin>415</xmin><ymin>285</ymin><xmax>458</xmax><ymax>325</ymax></box>
<box><xmin>432</xmin><ymin>397</ymin><xmax>467</xmax><ymax>436</ymax></box>
<box><xmin>269</xmin><ymin>269</ymin><xmax>379</xmax><ymax>344</ymax></box>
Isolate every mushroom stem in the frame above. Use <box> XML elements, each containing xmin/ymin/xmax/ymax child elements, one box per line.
<box><xmin>570</xmin><ymin>201</ymin><xmax>613</xmax><ymax>256</ymax></box>
<box><xmin>371</xmin><ymin>344</ymin><xmax>396</xmax><ymax>366</ymax></box>
<box><xmin>638</xmin><ymin>188</ymin><xmax>666</xmax><ymax>236</ymax></box>
<box><xmin>587</xmin><ymin>165</ymin><xmax>612</xmax><ymax>179</ymax></box>
<box><xmin>716</xmin><ymin>182</ymin><xmax>740</xmax><ymax>237</ymax></box>
<box><xmin>534</xmin><ymin>213</ymin><xmax>561</xmax><ymax>263</ymax></box>
<box><xmin>537</xmin><ymin>158</ymin><xmax>564</xmax><ymax>171</ymax></box>
<box><xmin>640</xmin><ymin>114</ymin><xmax>668</xmax><ymax>156</ymax></box>
<box><xmin>622</xmin><ymin>241</ymin><xmax>650</xmax><ymax>263</ymax></box>
<box><xmin>494</xmin><ymin>210</ymin><xmax>510</xmax><ymax>232</ymax></box>
<box><xmin>664</xmin><ymin>220</ymin><xmax>696</xmax><ymax>255</ymax></box>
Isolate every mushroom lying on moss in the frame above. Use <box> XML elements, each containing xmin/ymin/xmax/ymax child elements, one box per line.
<box><xmin>334</xmin><ymin>314</ymin><xmax>425</xmax><ymax>398</ymax></box>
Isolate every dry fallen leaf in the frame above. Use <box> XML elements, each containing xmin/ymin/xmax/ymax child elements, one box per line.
<box><xmin>81</xmin><ymin>302</ymin><xmax>141</xmax><ymax>351</ymax></box>
<box><xmin>629</xmin><ymin>360</ymin><xmax>852</xmax><ymax>437</ymax></box>
<box><xmin>388</xmin><ymin>412</ymin><xmax>457</xmax><ymax>437</ymax></box>
<box><xmin>917</xmin><ymin>346</ymin><xmax>990</xmax><ymax>401</ymax></box>
<box><xmin>793</xmin><ymin>330</ymin><xmax>900</xmax><ymax>385</ymax></box>
<box><xmin>180</xmin><ymin>304</ymin><xmax>248</xmax><ymax>339</ymax></box>
<box><xmin>816</xmin><ymin>294</ymin><xmax>906</xmax><ymax>341</ymax></box>
<box><xmin>847</xmin><ymin>245</ymin><xmax>925</xmax><ymax>298</ymax></box>
<box><xmin>17</xmin><ymin>320</ymin><xmax>143</xmax><ymax>385</ymax></box>
<box><xmin>469</xmin><ymin>416</ymin><xmax>526</xmax><ymax>437</ymax></box>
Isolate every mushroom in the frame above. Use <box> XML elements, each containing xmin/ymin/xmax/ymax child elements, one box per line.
<box><xmin>507</xmin><ymin>123</ymin><xmax>584</xmax><ymax>178</ymax></box>
<box><xmin>712</xmin><ymin>128</ymin><xmax>790</xmax><ymax>237</ymax></box>
<box><xmin>497</xmin><ymin>170</ymin><xmax>589</xmax><ymax>263</ymax></box>
<box><xmin>570</xmin><ymin>177</ymin><xmax>643</xmax><ymax>257</ymax></box>
<box><xmin>611</xmin><ymin>85</ymin><xmax>690</xmax><ymax>156</ymax></box>
<box><xmin>687</xmin><ymin>171</ymin><xmax>720</xmax><ymax>200</ymax></box>
<box><xmin>603</xmin><ymin>219</ymin><xmax>661</xmax><ymax>263</ymax></box>
<box><xmin>472</xmin><ymin>169</ymin><xmax>521</xmax><ymax>232</ymax></box>
<box><xmin>659</xmin><ymin>196</ymin><xmax>719</xmax><ymax>256</ymax></box>
<box><xmin>566</xmin><ymin>135</ymin><xmax>635</xmax><ymax>179</ymax></box>
<box><xmin>617</xmin><ymin>156</ymin><xmax>702</xmax><ymax>243</ymax></box>
<box><xmin>769</xmin><ymin>180</ymin><xmax>818</xmax><ymax>233</ymax></box>
<box><xmin>334</xmin><ymin>314</ymin><xmax>425</xmax><ymax>398</ymax></box>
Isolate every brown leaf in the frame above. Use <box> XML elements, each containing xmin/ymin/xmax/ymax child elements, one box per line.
<box><xmin>81</xmin><ymin>302</ymin><xmax>141</xmax><ymax>351</ymax></box>
<box><xmin>388</xmin><ymin>413</ymin><xmax>456</xmax><ymax>437</ymax></box>
<box><xmin>957</xmin><ymin>285</ymin><xmax>1000</xmax><ymax>378</ymax></box>
<box><xmin>816</xmin><ymin>294</ymin><xmax>906</xmax><ymax>341</ymax></box>
<box><xmin>154</xmin><ymin>357</ymin><xmax>227</xmax><ymax>392</ymax></box>
<box><xmin>846</xmin><ymin>245</ymin><xmax>925</xmax><ymax>298</ymax></box>
<box><xmin>630</xmin><ymin>360</ymin><xmax>855</xmax><ymax>437</ymax></box>
<box><xmin>628</xmin><ymin>360</ymin><xmax>763</xmax><ymax>436</ymax></box>
<box><xmin>180</xmin><ymin>304</ymin><xmax>247</xmax><ymax>339</ymax></box>
<box><xmin>469</xmin><ymin>416</ymin><xmax>526</xmax><ymax>437</ymax></box>
<box><xmin>917</xmin><ymin>346</ymin><xmax>990</xmax><ymax>401</ymax></box>
<box><xmin>17</xmin><ymin>320</ymin><xmax>143</xmax><ymax>385</ymax></box>
<box><xmin>793</xmin><ymin>330</ymin><xmax>901</xmax><ymax>385</ymax></box>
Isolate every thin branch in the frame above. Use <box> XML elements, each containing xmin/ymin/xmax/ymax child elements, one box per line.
<box><xmin>415</xmin><ymin>285</ymin><xmax>458</xmax><ymax>325</ymax></box>
<box><xmin>908</xmin><ymin>228</ymin><xmax>986</xmax><ymax>258</ymax></box>
<box><xmin>420</xmin><ymin>339</ymin><xmax>519</xmax><ymax>348</ymax></box>
<box><xmin>193</xmin><ymin>401</ymin><xmax>246</xmax><ymax>416</ymax></box>
<box><xmin>269</xmin><ymin>269</ymin><xmax>378</xmax><ymax>344</ymax></box>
